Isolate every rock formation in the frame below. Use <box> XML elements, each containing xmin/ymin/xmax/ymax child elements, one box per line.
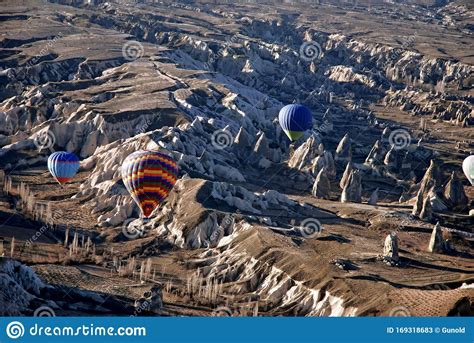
<box><xmin>412</xmin><ymin>160</ymin><xmax>442</xmax><ymax>217</ymax></box>
<box><xmin>311</xmin><ymin>150</ymin><xmax>336</xmax><ymax>179</ymax></box>
<box><xmin>0</xmin><ymin>0</ymin><xmax>472</xmax><ymax>318</ymax></box>
<box><xmin>419</xmin><ymin>195</ymin><xmax>433</xmax><ymax>221</ymax></box>
<box><xmin>134</xmin><ymin>284</ymin><xmax>163</xmax><ymax>314</ymax></box>
<box><xmin>335</xmin><ymin>133</ymin><xmax>352</xmax><ymax>165</ymax></box>
<box><xmin>317</xmin><ymin>143</ymin><xmax>325</xmax><ymax>156</ymax></box>
<box><xmin>383</xmin><ymin>146</ymin><xmax>398</xmax><ymax>171</ymax></box>
<box><xmin>383</xmin><ymin>233</ymin><xmax>399</xmax><ymax>265</ymax></box>
<box><xmin>365</xmin><ymin>140</ymin><xmax>385</xmax><ymax>167</ymax></box>
<box><xmin>381</xmin><ymin>127</ymin><xmax>391</xmax><ymax>144</ymax></box>
<box><xmin>321</xmin><ymin>150</ymin><xmax>336</xmax><ymax>178</ymax></box>
<box><xmin>311</xmin><ymin>156</ymin><xmax>326</xmax><ymax>177</ymax></box>
<box><xmin>253</xmin><ymin>132</ymin><xmax>276</xmax><ymax>168</ymax></box>
<box><xmin>428</xmin><ymin>188</ymin><xmax>448</xmax><ymax>212</ymax></box>
<box><xmin>312</xmin><ymin>168</ymin><xmax>331</xmax><ymax>200</ymax></box>
<box><xmin>341</xmin><ymin>169</ymin><xmax>362</xmax><ymax>203</ymax></box>
<box><xmin>253</xmin><ymin>131</ymin><xmax>270</xmax><ymax>157</ymax></box>
<box><xmin>0</xmin><ymin>258</ymin><xmax>131</xmax><ymax>315</ymax></box>
<box><xmin>340</xmin><ymin>162</ymin><xmax>353</xmax><ymax>189</ymax></box>
<box><xmin>385</xmin><ymin>88</ymin><xmax>472</xmax><ymax>126</ymax></box>
<box><xmin>234</xmin><ymin>127</ymin><xmax>253</xmax><ymax>153</ymax></box>
<box><xmin>443</xmin><ymin>172</ymin><xmax>468</xmax><ymax>210</ymax></box>
<box><xmin>428</xmin><ymin>222</ymin><xmax>444</xmax><ymax>253</ymax></box>
<box><xmin>368</xmin><ymin>188</ymin><xmax>379</xmax><ymax>206</ymax></box>
<box><xmin>288</xmin><ymin>134</ymin><xmax>321</xmax><ymax>170</ymax></box>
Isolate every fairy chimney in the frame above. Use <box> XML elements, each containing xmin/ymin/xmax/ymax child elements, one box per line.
<box><xmin>383</xmin><ymin>232</ymin><xmax>399</xmax><ymax>265</ymax></box>
<box><xmin>335</xmin><ymin>133</ymin><xmax>352</xmax><ymax>165</ymax></box>
<box><xmin>340</xmin><ymin>162</ymin><xmax>353</xmax><ymax>189</ymax></box>
<box><xmin>341</xmin><ymin>169</ymin><xmax>362</xmax><ymax>203</ymax></box>
<box><xmin>312</xmin><ymin>168</ymin><xmax>331</xmax><ymax>199</ymax></box>
<box><xmin>368</xmin><ymin>188</ymin><xmax>379</xmax><ymax>206</ymax></box>
<box><xmin>412</xmin><ymin>160</ymin><xmax>442</xmax><ymax>217</ymax></box>
<box><xmin>419</xmin><ymin>194</ymin><xmax>433</xmax><ymax>221</ymax></box>
<box><xmin>443</xmin><ymin>172</ymin><xmax>468</xmax><ymax>210</ymax></box>
<box><xmin>428</xmin><ymin>222</ymin><xmax>444</xmax><ymax>253</ymax></box>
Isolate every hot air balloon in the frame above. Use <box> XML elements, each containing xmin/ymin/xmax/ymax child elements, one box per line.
<box><xmin>278</xmin><ymin>104</ymin><xmax>313</xmax><ymax>141</ymax></box>
<box><xmin>463</xmin><ymin>155</ymin><xmax>474</xmax><ymax>186</ymax></box>
<box><xmin>121</xmin><ymin>150</ymin><xmax>178</xmax><ymax>221</ymax></box>
<box><xmin>47</xmin><ymin>151</ymin><xmax>80</xmax><ymax>185</ymax></box>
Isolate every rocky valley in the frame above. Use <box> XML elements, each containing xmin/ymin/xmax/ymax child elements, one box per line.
<box><xmin>0</xmin><ymin>0</ymin><xmax>473</xmax><ymax>317</ymax></box>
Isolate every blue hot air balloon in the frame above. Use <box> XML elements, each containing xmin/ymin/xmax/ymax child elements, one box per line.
<box><xmin>47</xmin><ymin>151</ymin><xmax>80</xmax><ymax>184</ymax></box>
<box><xmin>278</xmin><ymin>104</ymin><xmax>313</xmax><ymax>141</ymax></box>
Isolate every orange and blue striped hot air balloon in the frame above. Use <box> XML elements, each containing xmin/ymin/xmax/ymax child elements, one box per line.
<box><xmin>121</xmin><ymin>150</ymin><xmax>178</xmax><ymax>221</ymax></box>
<box><xmin>47</xmin><ymin>151</ymin><xmax>80</xmax><ymax>184</ymax></box>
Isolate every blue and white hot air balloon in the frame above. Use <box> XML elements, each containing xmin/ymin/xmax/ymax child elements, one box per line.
<box><xmin>278</xmin><ymin>104</ymin><xmax>313</xmax><ymax>141</ymax></box>
<box><xmin>462</xmin><ymin>155</ymin><xmax>474</xmax><ymax>186</ymax></box>
<box><xmin>47</xmin><ymin>151</ymin><xmax>80</xmax><ymax>185</ymax></box>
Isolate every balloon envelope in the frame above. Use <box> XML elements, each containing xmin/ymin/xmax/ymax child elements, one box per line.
<box><xmin>47</xmin><ymin>151</ymin><xmax>80</xmax><ymax>184</ymax></box>
<box><xmin>121</xmin><ymin>150</ymin><xmax>178</xmax><ymax>220</ymax></box>
<box><xmin>463</xmin><ymin>155</ymin><xmax>474</xmax><ymax>186</ymax></box>
<box><xmin>278</xmin><ymin>104</ymin><xmax>313</xmax><ymax>141</ymax></box>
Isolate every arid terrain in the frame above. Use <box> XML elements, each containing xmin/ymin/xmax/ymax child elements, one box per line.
<box><xmin>0</xmin><ymin>0</ymin><xmax>473</xmax><ymax>317</ymax></box>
